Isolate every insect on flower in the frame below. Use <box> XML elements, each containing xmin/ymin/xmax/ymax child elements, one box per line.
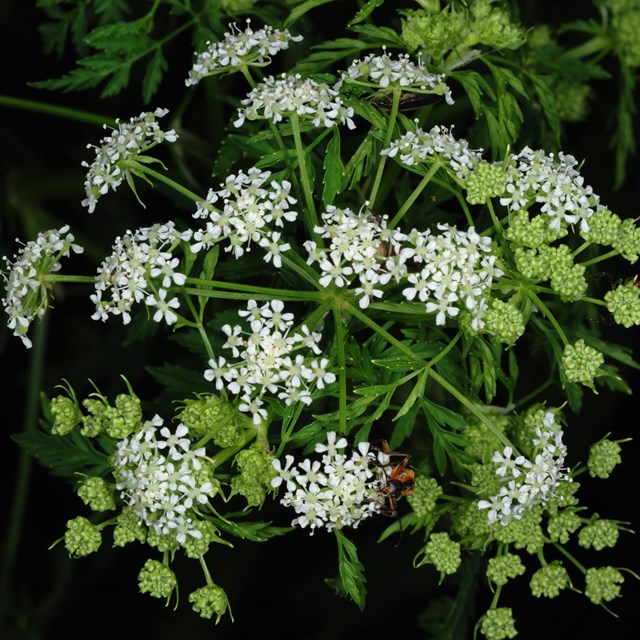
<box><xmin>371</xmin><ymin>440</ymin><xmax>416</xmax><ymax>518</ymax></box>
<box><xmin>373</xmin><ymin>91</ymin><xmax>442</xmax><ymax>112</ymax></box>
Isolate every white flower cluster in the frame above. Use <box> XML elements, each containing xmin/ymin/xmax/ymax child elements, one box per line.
<box><xmin>234</xmin><ymin>73</ymin><xmax>356</xmax><ymax>129</ymax></box>
<box><xmin>401</xmin><ymin>224</ymin><xmax>502</xmax><ymax>327</ymax></box>
<box><xmin>191</xmin><ymin>167</ymin><xmax>297</xmax><ymax>263</ymax></box>
<box><xmin>81</xmin><ymin>108</ymin><xmax>178</xmax><ymax>213</ymax></box>
<box><xmin>92</xmin><ymin>222</ymin><xmax>190</xmax><ymax>325</ymax></box>
<box><xmin>303</xmin><ymin>205</ymin><xmax>501</xmax><ymax>325</ymax></box>
<box><xmin>343</xmin><ymin>49</ymin><xmax>454</xmax><ymax>105</ymax></box>
<box><xmin>204</xmin><ymin>299</ymin><xmax>335</xmax><ymax>424</ymax></box>
<box><xmin>271</xmin><ymin>432</ymin><xmax>387</xmax><ymax>534</ymax></box>
<box><xmin>478</xmin><ymin>411</ymin><xmax>571</xmax><ymax>526</ymax></box>
<box><xmin>185</xmin><ymin>19</ymin><xmax>302</xmax><ymax>86</ymax></box>
<box><xmin>114</xmin><ymin>416</ymin><xmax>214</xmax><ymax>545</ymax></box>
<box><xmin>381</xmin><ymin>124</ymin><xmax>483</xmax><ymax>180</ymax></box>
<box><xmin>1</xmin><ymin>226</ymin><xmax>84</xmax><ymax>348</ymax></box>
<box><xmin>500</xmin><ymin>147</ymin><xmax>600</xmax><ymax>232</ymax></box>
<box><xmin>304</xmin><ymin>206</ymin><xmax>406</xmax><ymax>308</ymax></box>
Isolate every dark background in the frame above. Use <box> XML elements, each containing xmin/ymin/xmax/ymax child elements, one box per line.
<box><xmin>1</xmin><ymin>1</ymin><xmax>639</xmax><ymax>639</ymax></box>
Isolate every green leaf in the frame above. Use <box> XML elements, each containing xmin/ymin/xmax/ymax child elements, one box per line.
<box><xmin>329</xmin><ymin>529</ymin><xmax>367</xmax><ymax>610</ymax></box>
<box><xmin>348</xmin><ymin>24</ymin><xmax>405</xmax><ymax>47</ymax></box>
<box><xmin>143</xmin><ymin>48</ymin><xmax>167</xmax><ymax>105</ymax></box>
<box><xmin>393</xmin><ymin>367</ymin><xmax>428</xmax><ymax>421</ymax></box>
<box><xmin>285</xmin><ymin>0</ymin><xmax>338</xmax><ymax>28</ymax></box>
<box><xmin>201</xmin><ymin>245</ymin><xmax>220</xmax><ymax>281</ymax></box>
<box><xmin>322</xmin><ymin>128</ymin><xmax>344</xmax><ymax>206</ymax></box>
<box><xmin>348</xmin><ymin>0</ymin><xmax>385</xmax><ymax>26</ymax></box>
<box><xmin>12</xmin><ymin>422</ymin><xmax>113</xmax><ymax>480</ymax></box>
<box><xmin>211</xmin><ymin>516</ymin><xmax>292</xmax><ymax>542</ymax></box>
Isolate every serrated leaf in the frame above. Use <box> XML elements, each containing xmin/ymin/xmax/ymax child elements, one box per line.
<box><xmin>143</xmin><ymin>47</ymin><xmax>167</xmax><ymax>104</ymax></box>
<box><xmin>332</xmin><ymin>529</ymin><xmax>367</xmax><ymax>610</ymax></box>
<box><xmin>211</xmin><ymin>516</ymin><xmax>292</xmax><ymax>542</ymax></box>
<box><xmin>348</xmin><ymin>24</ymin><xmax>404</xmax><ymax>47</ymax></box>
<box><xmin>12</xmin><ymin>426</ymin><xmax>113</xmax><ymax>479</ymax></box>
<box><xmin>285</xmin><ymin>0</ymin><xmax>338</xmax><ymax>28</ymax></box>
<box><xmin>348</xmin><ymin>0</ymin><xmax>385</xmax><ymax>26</ymax></box>
<box><xmin>393</xmin><ymin>368</ymin><xmax>428</xmax><ymax>421</ymax></box>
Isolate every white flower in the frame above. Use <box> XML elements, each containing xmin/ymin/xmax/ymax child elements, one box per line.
<box><xmin>185</xmin><ymin>20</ymin><xmax>302</xmax><ymax>86</ymax></box>
<box><xmin>235</xmin><ymin>73</ymin><xmax>355</xmax><ymax>129</ymax></box>
<box><xmin>114</xmin><ymin>418</ymin><xmax>212</xmax><ymax>546</ymax></box>
<box><xmin>1</xmin><ymin>226</ymin><xmax>84</xmax><ymax>348</ymax></box>
<box><xmin>81</xmin><ymin>108</ymin><xmax>178</xmax><ymax>212</ymax></box>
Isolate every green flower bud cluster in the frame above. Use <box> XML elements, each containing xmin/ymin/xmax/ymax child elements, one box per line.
<box><xmin>182</xmin><ymin>520</ymin><xmax>226</xmax><ymax>559</ymax></box>
<box><xmin>506</xmin><ymin>210</ymin><xmax>566</xmax><ymax>249</ymax></box>
<box><xmin>561</xmin><ymin>339</ymin><xmax>604</xmax><ymax>387</ymax></box>
<box><xmin>588</xmin><ymin>438</ymin><xmax>622</xmax><ymax>479</ymax></box>
<box><xmin>493</xmin><ymin>506</ymin><xmax>545</xmax><ymax>555</ymax></box>
<box><xmin>76</xmin><ymin>476</ymin><xmax>116</xmax><ymax>512</ymax></box>
<box><xmin>480</xmin><ymin>607</ymin><xmax>518</xmax><ymax>640</ymax></box>
<box><xmin>79</xmin><ymin>392</ymin><xmax>142</xmax><ymax>439</ymax></box>
<box><xmin>400</xmin><ymin>0</ymin><xmax>524</xmax><ymax>66</ymax></box>
<box><xmin>464</xmin><ymin>412</ymin><xmax>510</xmax><ymax>462</ymax></box>
<box><xmin>50</xmin><ymin>395</ymin><xmax>81</xmax><ymax>435</ymax></box>
<box><xmin>64</xmin><ymin>516</ymin><xmax>102</xmax><ymax>557</ymax></box>
<box><xmin>138</xmin><ymin>559</ymin><xmax>177</xmax><ymax>599</ymax></box>
<box><xmin>578</xmin><ymin>519</ymin><xmax>620</xmax><ymax>550</ymax></box>
<box><xmin>580</xmin><ymin>207</ymin><xmax>640</xmax><ymax>264</ymax></box>
<box><xmin>230</xmin><ymin>443</ymin><xmax>277</xmax><ymax>507</ymax></box>
<box><xmin>178</xmin><ymin>393</ymin><xmax>243</xmax><ymax>447</ymax></box>
<box><xmin>553</xmin><ymin>81</ymin><xmax>591</xmax><ymax>122</ymax></box>
<box><xmin>421</xmin><ymin>532</ymin><xmax>461</xmax><ymax>576</ymax></box>
<box><xmin>579</xmin><ymin>207</ymin><xmax>620</xmax><ymax>246</ymax></box>
<box><xmin>468</xmin><ymin>0</ymin><xmax>526</xmax><ymax>51</ymax></box>
<box><xmin>547</xmin><ymin>510</ymin><xmax>581</xmax><ymax>543</ymax></box>
<box><xmin>604</xmin><ymin>279</ymin><xmax>640</xmax><ymax>327</ymax></box>
<box><xmin>450</xmin><ymin>497</ymin><xmax>492</xmax><ymax>541</ymax></box>
<box><xmin>483</xmin><ymin>298</ymin><xmax>525</xmax><ymax>345</ymax></box>
<box><xmin>466</xmin><ymin>161</ymin><xmax>508</xmax><ymax>205</ymax></box>
<box><xmin>400</xmin><ymin>6</ymin><xmax>466</xmax><ymax>59</ymax></box>
<box><xmin>408</xmin><ymin>476</ymin><xmax>443</xmax><ymax>517</ymax></box>
<box><xmin>113</xmin><ymin>507</ymin><xmax>146</xmax><ymax>547</ymax></box>
<box><xmin>189</xmin><ymin>584</ymin><xmax>231</xmax><ymax>623</ymax></box>
<box><xmin>486</xmin><ymin>553</ymin><xmax>526</xmax><ymax>586</ymax></box>
<box><xmin>584</xmin><ymin>566</ymin><xmax>624</xmax><ymax>605</ymax></box>
<box><xmin>612</xmin><ymin>9</ymin><xmax>640</xmax><ymax>67</ymax></box>
<box><xmin>146</xmin><ymin>529</ymin><xmax>180</xmax><ymax>554</ymax></box>
<box><xmin>612</xmin><ymin>218</ymin><xmax>640</xmax><ymax>263</ymax></box>
<box><xmin>529</xmin><ymin>562</ymin><xmax>570</xmax><ymax>598</ymax></box>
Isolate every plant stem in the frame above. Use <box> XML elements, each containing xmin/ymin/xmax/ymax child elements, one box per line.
<box><xmin>290</xmin><ymin>114</ymin><xmax>320</xmax><ymax>244</ymax></box>
<box><xmin>368</xmin><ymin>88</ymin><xmax>400</xmax><ymax>210</ymax></box>
<box><xmin>389</xmin><ymin>163</ymin><xmax>440</xmax><ymax>228</ymax></box>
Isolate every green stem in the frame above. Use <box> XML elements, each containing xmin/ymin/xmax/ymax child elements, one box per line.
<box><xmin>551</xmin><ymin>541</ymin><xmax>587</xmax><ymax>574</ymax></box>
<box><xmin>0</xmin><ymin>315</ymin><xmax>48</xmax><ymax>624</ymax></box>
<box><xmin>0</xmin><ymin>95</ymin><xmax>115</xmax><ymax>125</ymax></box>
<box><xmin>184</xmin><ymin>277</ymin><xmax>322</xmax><ymax>302</ymax></box>
<box><xmin>198</xmin><ymin>555</ymin><xmax>214</xmax><ymax>585</ymax></box>
<box><xmin>389</xmin><ymin>163</ymin><xmax>440</xmax><ymax>229</ymax></box>
<box><xmin>369</xmin><ymin>88</ymin><xmax>400</xmax><ymax>210</ymax></box>
<box><xmin>290</xmin><ymin>114</ymin><xmax>320</xmax><ymax>243</ymax></box>
<box><xmin>183</xmin><ymin>292</ymin><xmax>214</xmax><ymax>359</ymax></box>
<box><xmin>332</xmin><ymin>305</ymin><xmax>348</xmax><ymax>433</ymax></box>
<box><xmin>525</xmin><ymin>289</ymin><xmax>569</xmax><ymax>346</ymax></box>
<box><xmin>580</xmin><ymin>248</ymin><xmax>620</xmax><ymax>267</ymax></box>
<box><xmin>344</xmin><ymin>302</ymin><xmax>514</xmax><ymax>449</ymax></box>
<box><xmin>135</xmin><ymin>164</ymin><xmax>204</xmax><ymax>203</ymax></box>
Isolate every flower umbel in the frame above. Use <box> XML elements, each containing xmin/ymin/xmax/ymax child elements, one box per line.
<box><xmin>1</xmin><ymin>226</ymin><xmax>84</xmax><ymax>348</ymax></box>
<box><xmin>185</xmin><ymin>19</ymin><xmax>302</xmax><ymax>86</ymax></box>
<box><xmin>81</xmin><ymin>108</ymin><xmax>178</xmax><ymax>213</ymax></box>
<box><xmin>272</xmin><ymin>432</ymin><xmax>388</xmax><ymax>534</ymax></box>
